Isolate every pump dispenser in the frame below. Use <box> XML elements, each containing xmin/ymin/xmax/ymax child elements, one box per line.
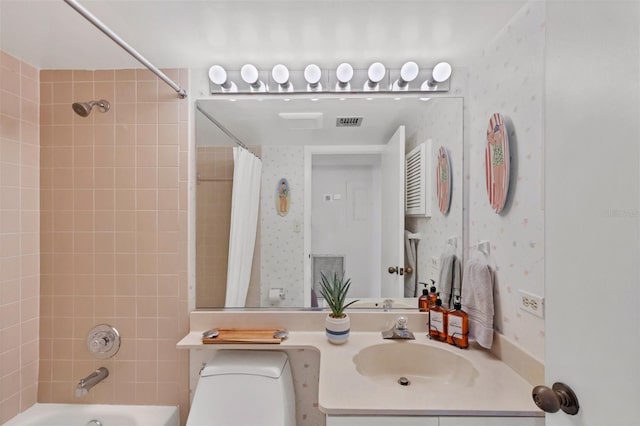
<box><xmin>447</xmin><ymin>296</ymin><xmax>469</xmax><ymax>348</ymax></box>
<box><xmin>428</xmin><ymin>280</ymin><xmax>438</xmax><ymax>310</ymax></box>
<box><xmin>418</xmin><ymin>282</ymin><xmax>429</xmax><ymax>312</ymax></box>
<box><xmin>428</xmin><ymin>298</ymin><xmax>448</xmax><ymax>341</ymax></box>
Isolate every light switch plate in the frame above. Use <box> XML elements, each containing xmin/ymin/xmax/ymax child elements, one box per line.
<box><xmin>518</xmin><ymin>290</ymin><xmax>544</xmax><ymax>318</ymax></box>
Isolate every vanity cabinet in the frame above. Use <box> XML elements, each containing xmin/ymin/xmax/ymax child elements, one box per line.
<box><xmin>327</xmin><ymin>415</ymin><xmax>544</xmax><ymax>426</ymax></box>
<box><xmin>327</xmin><ymin>416</ymin><xmax>438</xmax><ymax>426</ymax></box>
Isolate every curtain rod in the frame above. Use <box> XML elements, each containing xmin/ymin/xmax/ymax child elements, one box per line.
<box><xmin>63</xmin><ymin>0</ymin><xmax>187</xmax><ymax>99</ymax></box>
<box><xmin>195</xmin><ymin>102</ymin><xmax>261</xmax><ymax>159</ymax></box>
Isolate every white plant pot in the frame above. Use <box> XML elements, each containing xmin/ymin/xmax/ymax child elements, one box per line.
<box><xmin>325</xmin><ymin>314</ymin><xmax>350</xmax><ymax>344</ymax></box>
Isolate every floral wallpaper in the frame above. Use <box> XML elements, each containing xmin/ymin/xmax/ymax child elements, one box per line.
<box><xmin>406</xmin><ymin>98</ymin><xmax>464</xmax><ymax>290</ymax></box>
<box><xmin>467</xmin><ymin>0</ymin><xmax>545</xmax><ymax>361</ymax></box>
<box><xmin>260</xmin><ymin>146</ymin><xmax>305</xmax><ymax>307</ymax></box>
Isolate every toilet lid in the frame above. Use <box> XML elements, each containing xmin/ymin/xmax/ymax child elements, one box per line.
<box><xmin>201</xmin><ymin>350</ymin><xmax>288</xmax><ymax>378</ymax></box>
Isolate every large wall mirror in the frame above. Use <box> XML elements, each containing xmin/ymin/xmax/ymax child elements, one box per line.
<box><xmin>195</xmin><ymin>96</ymin><xmax>463</xmax><ymax>309</ymax></box>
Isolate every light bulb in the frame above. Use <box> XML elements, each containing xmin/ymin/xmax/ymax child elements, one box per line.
<box><xmin>393</xmin><ymin>61</ymin><xmax>420</xmax><ymax>90</ymax></box>
<box><xmin>421</xmin><ymin>62</ymin><xmax>452</xmax><ymax>90</ymax></box>
<box><xmin>208</xmin><ymin>65</ymin><xmax>236</xmax><ymax>92</ymax></box>
<box><xmin>335</xmin><ymin>63</ymin><xmax>353</xmax><ymax>91</ymax></box>
<box><xmin>432</xmin><ymin>62</ymin><xmax>452</xmax><ymax>83</ymax></box>
<box><xmin>400</xmin><ymin>61</ymin><xmax>419</xmax><ymax>83</ymax></box>
<box><xmin>272</xmin><ymin>64</ymin><xmax>292</xmax><ymax>91</ymax></box>
<box><xmin>365</xmin><ymin>62</ymin><xmax>386</xmax><ymax>90</ymax></box>
<box><xmin>208</xmin><ymin>65</ymin><xmax>227</xmax><ymax>85</ymax></box>
<box><xmin>240</xmin><ymin>64</ymin><xmax>265</xmax><ymax>92</ymax></box>
<box><xmin>304</xmin><ymin>64</ymin><xmax>322</xmax><ymax>91</ymax></box>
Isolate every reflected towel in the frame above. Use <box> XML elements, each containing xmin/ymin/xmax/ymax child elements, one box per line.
<box><xmin>439</xmin><ymin>254</ymin><xmax>461</xmax><ymax>309</ymax></box>
<box><xmin>461</xmin><ymin>255</ymin><xmax>494</xmax><ymax>349</ymax></box>
<box><xmin>404</xmin><ymin>230</ymin><xmax>417</xmax><ymax>297</ymax></box>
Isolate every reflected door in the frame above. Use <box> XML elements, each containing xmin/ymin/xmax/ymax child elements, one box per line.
<box><xmin>380</xmin><ymin>126</ymin><xmax>405</xmax><ymax>297</ymax></box>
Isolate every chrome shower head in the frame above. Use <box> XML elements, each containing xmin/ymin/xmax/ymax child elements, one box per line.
<box><xmin>72</xmin><ymin>99</ymin><xmax>110</xmax><ymax>117</ymax></box>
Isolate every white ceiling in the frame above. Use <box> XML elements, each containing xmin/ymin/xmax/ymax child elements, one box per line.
<box><xmin>0</xmin><ymin>1</ymin><xmax>525</xmax><ymax>70</ymax></box>
<box><xmin>195</xmin><ymin>96</ymin><xmax>461</xmax><ymax>146</ymax></box>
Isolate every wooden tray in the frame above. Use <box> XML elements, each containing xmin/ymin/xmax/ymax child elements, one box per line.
<box><xmin>201</xmin><ymin>328</ymin><xmax>283</xmax><ymax>344</ymax></box>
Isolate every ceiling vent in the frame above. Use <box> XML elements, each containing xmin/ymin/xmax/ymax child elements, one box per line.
<box><xmin>336</xmin><ymin>117</ymin><xmax>363</xmax><ymax>127</ymax></box>
<box><xmin>278</xmin><ymin>112</ymin><xmax>323</xmax><ymax>130</ymax></box>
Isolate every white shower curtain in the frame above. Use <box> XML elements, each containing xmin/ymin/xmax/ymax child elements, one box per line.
<box><xmin>224</xmin><ymin>147</ymin><xmax>262</xmax><ymax>307</ymax></box>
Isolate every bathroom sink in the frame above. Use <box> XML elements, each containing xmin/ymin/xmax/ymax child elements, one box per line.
<box><xmin>352</xmin><ymin>343</ymin><xmax>478</xmax><ymax>387</ymax></box>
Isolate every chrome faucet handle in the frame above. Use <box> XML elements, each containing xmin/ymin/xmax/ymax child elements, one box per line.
<box><xmin>396</xmin><ymin>316</ymin><xmax>408</xmax><ymax>330</ymax></box>
<box><xmin>86</xmin><ymin>324</ymin><xmax>120</xmax><ymax>359</ymax></box>
<box><xmin>382</xmin><ymin>299</ymin><xmax>393</xmax><ymax>311</ymax></box>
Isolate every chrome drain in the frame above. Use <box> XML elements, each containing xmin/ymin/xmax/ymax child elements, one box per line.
<box><xmin>398</xmin><ymin>376</ymin><xmax>410</xmax><ymax>386</ymax></box>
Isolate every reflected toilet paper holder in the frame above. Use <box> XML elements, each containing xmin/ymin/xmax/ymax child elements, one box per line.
<box><xmin>269</xmin><ymin>288</ymin><xmax>286</xmax><ymax>302</ymax></box>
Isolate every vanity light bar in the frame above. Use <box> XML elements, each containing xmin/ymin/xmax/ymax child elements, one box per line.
<box><xmin>208</xmin><ymin>62</ymin><xmax>452</xmax><ymax>95</ymax></box>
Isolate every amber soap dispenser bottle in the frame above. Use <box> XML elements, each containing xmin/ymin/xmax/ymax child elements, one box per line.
<box><xmin>447</xmin><ymin>296</ymin><xmax>469</xmax><ymax>349</ymax></box>
<box><xmin>428</xmin><ymin>298</ymin><xmax>448</xmax><ymax>341</ymax></box>
<box><xmin>418</xmin><ymin>283</ymin><xmax>429</xmax><ymax>312</ymax></box>
<box><xmin>427</xmin><ymin>279</ymin><xmax>438</xmax><ymax>309</ymax></box>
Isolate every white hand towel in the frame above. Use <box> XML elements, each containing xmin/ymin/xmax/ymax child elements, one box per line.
<box><xmin>439</xmin><ymin>254</ymin><xmax>462</xmax><ymax>309</ymax></box>
<box><xmin>461</xmin><ymin>255</ymin><xmax>494</xmax><ymax>349</ymax></box>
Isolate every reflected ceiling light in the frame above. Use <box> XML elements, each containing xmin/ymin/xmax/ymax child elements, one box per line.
<box><xmin>335</xmin><ymin>62</ymin><xmax>354</xmax><ymax>91</ymax></box>
<box><xmin>272</xmin><ymin>64</ymin><xmax>293</xmax><ymax>92</ymax></box>
<box><xmin>421</xmin><ymin>62</ymin><xmax>452</xmax><ymax>90</ymax></box>
<box><xmin>240</xmin><ymin>64</ymin><xmax>266</xmax><ymax>92</ymax></box>
<box><xmin>393</xmin><ymin>61</ymin><xmax>419</xmax><ymax>91</ymax></box>
<box><xmin>304</xmin><ymin>64</ymin><xmax>322</xmax><ymax>91</ymax></box>
<box><xmin>364</xmin><ymin>62</ymin><xmax>386</xmax><ymax>91</ymax></box>
<box><xmin>208</xmin><ymin>65</ymin><xmax>237</xmax><ymax>92</ymax></box>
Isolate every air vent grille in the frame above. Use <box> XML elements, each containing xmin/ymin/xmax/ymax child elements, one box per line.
<box><xmin>336</xmin><ymin>117</ymin><xmax>363</xmax><ymax>127</ymax></box>
<box><xmin>405</xmin><ymin>141</ymin><xmax>432</xmax><ymax>217</ymax></box>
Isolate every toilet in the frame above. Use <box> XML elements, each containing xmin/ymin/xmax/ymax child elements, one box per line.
<box><xmin>186</xmin><ymin>350</ymin><xmax>296</xmax><ymax>426</ymax></box>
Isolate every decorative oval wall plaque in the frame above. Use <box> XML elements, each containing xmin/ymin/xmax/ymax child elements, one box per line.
<box><xmin>436</xmin><ymin>146</ymin><xmax>452</xmax><ymax>214</ymax></box>
<box><xmin>485</xmin><ymin>113</ymin><xmax>510</xmax><ymax>213</ymax></box>
<box><xmin>276</xmin><ymin>178</ymin><xmax>290</xmax><ymax>216</ymax></box>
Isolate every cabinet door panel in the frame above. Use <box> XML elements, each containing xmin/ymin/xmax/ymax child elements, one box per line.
<box><xmin>327</xmin><ymin>415</ymin><xmax>438</xmax><ymax>426</ymax></box>
<box><xmin>439</xmin><ymin>416</ymin><xmax>544</xmax><ymax>426</ymax></box>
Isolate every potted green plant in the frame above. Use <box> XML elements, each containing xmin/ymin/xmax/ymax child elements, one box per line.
<box><xmin>318</xmin><ymin>272</ymin><xmax>358</xmax><ymax>344</ymax></box>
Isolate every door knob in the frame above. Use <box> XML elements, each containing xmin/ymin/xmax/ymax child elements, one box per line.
<box><xmin>405</xmin><ymin>266</ymin><xmax>413</xmax><ymax>274</ymax></box>
<box><xmin>388</xmin><ymin>266</ymin><xmax>405</xmax><ymax>275</ymax></box>
<box><xmin>532</xmin><ymin>382</ymin><xmax>579</xmax><ymax>415</ymax></box>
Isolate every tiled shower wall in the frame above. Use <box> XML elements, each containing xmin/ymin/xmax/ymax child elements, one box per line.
<box><xmin>0</xmin><ymin>51</ymin><xmax>40</xmax><ymax>424</ymax></box>
<box><xmin>38</xmin><ymin>69</ymin><xmax>189</xmax><ymax>419</ymax></box>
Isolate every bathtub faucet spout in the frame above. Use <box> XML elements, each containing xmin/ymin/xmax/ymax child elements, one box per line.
<box><xmin>76</xmin><ymin>367</ymin><xmax>109</xmax><ymax>397</ymax></box>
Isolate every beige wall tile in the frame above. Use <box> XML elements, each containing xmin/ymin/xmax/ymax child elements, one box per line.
<box><xmin>35</xmin><ymin>65</ymin><xmax>189</xmax><ymax>418</ymax></box>
<box><xmin>1</xmin><ymin>51</ymin><xmax>40</xmax><ymax>418</ymax></box>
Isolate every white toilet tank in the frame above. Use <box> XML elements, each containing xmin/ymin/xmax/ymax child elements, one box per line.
<box><xmin>187</xmin><ymin>350</ymin><xmax>296</xmax><ymax>426</ymax></box>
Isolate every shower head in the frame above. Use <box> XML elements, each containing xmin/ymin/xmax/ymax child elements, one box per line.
<box><xmin>72</xmin><ymin>99</ymin><xmax>110</xmax><ymax>117</ymax></box>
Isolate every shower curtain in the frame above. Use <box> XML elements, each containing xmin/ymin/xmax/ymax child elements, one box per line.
<box><xmin>224</xmin><ymin>147</ymin><xmax>262</xmax><ymax>307</ymax></box>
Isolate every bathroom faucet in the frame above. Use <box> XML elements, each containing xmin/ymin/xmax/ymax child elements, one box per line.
<box><xmin>382</xmin><ymin>299</ymin><xmax>393</xmax><ymax>311</ymax></box>
<box><xmin>382</xmin><ymin>316</ymin><xmax>415</xmax><ymax>340</ymax></box>
<box><xmin>75</xmin><ymin>367</ymin><xmax>109</xmax><ymax>398</ymax></box>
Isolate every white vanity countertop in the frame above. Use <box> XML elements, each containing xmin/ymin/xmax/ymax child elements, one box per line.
<box><xmin>178</xmin><ymin>326</ymin><xmax>541</xmax><ymax>417</ymax></box>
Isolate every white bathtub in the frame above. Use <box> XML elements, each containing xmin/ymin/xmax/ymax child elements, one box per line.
<box><xmin>3</xmin><ymin>403</ymin><xmax>179</xmax><ymax>426</ymax></box>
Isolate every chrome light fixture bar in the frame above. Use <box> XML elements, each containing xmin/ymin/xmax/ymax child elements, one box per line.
<box><xmin>208</xmin><ymin>61</ymin><xmax>452</xmax><ymax>94</ymax></box>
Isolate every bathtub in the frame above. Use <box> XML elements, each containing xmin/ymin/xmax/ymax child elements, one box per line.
<box><xmin>3</xmin><ymin>403</ymin><xmax>179</xmax><ymax>426</ymax></box>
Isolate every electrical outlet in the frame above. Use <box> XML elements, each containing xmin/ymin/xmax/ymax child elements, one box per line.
<box><xmin>518</xmin><ymin>290</ymin><xmax>544</xmax><ymax>318</ymax></box>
